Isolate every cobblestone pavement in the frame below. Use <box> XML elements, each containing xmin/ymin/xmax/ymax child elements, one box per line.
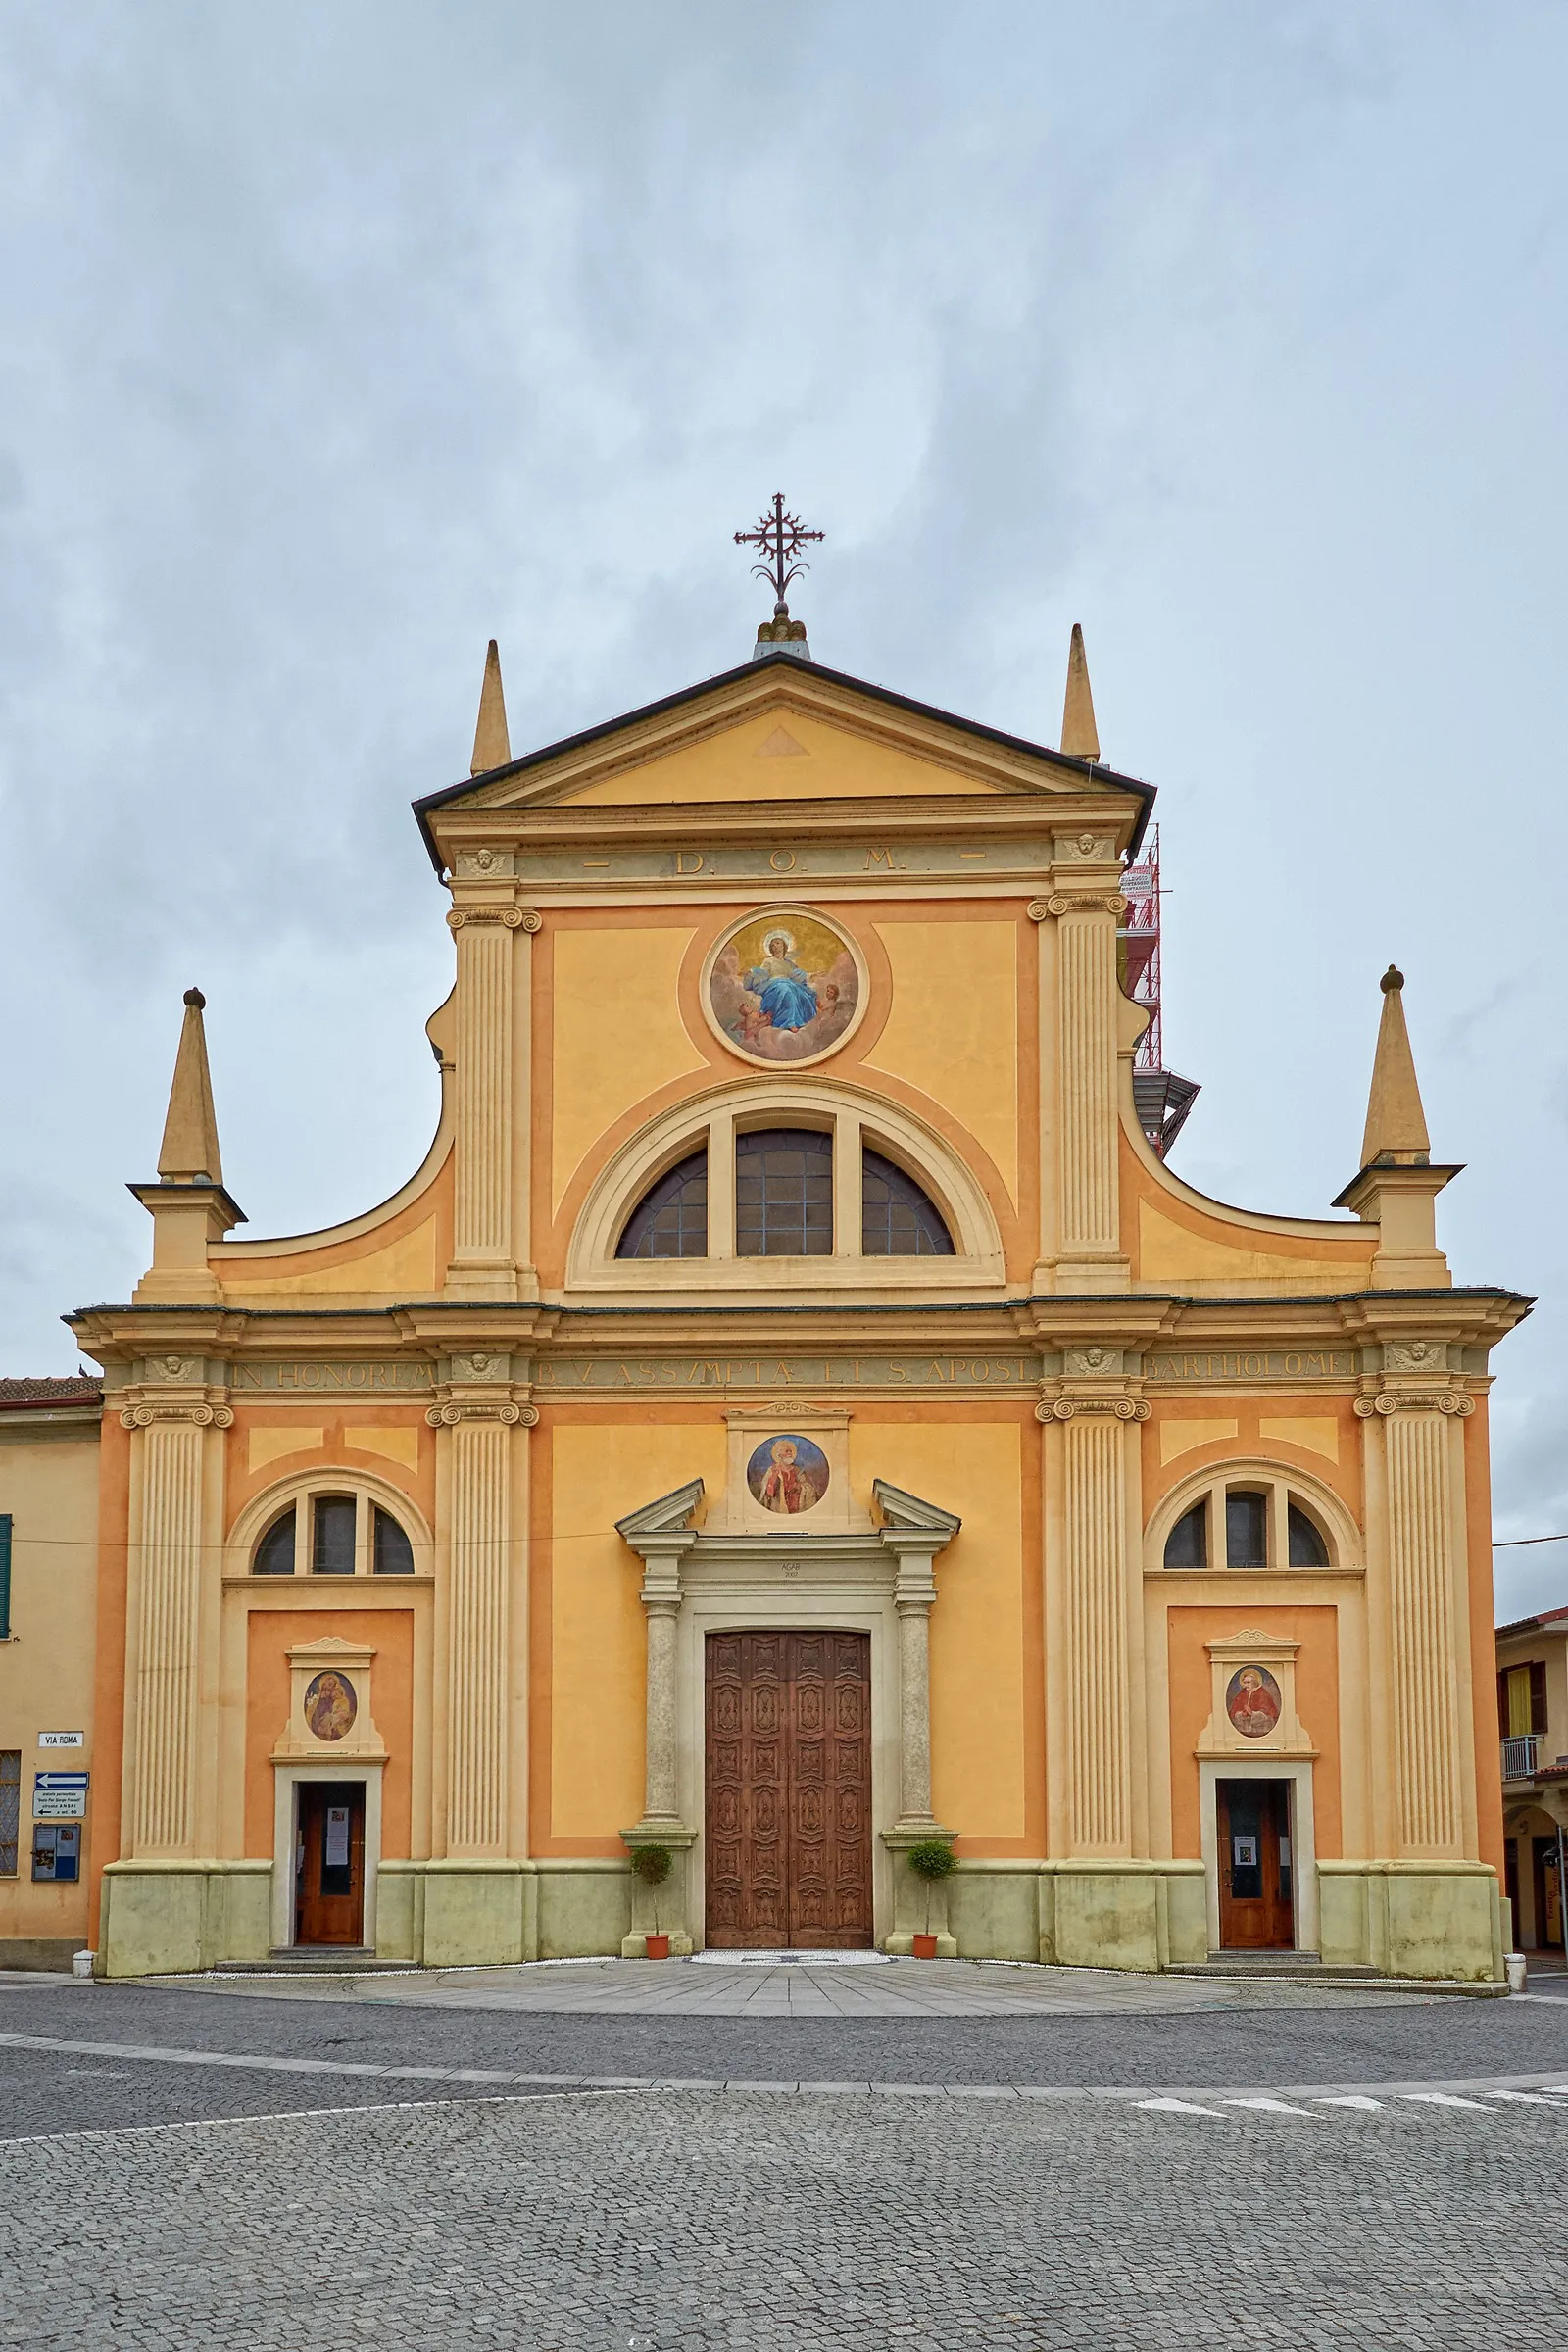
<box><xmin>7</xmin><ymin>1973</ymin><xmax>1568</xmax><ymax>2138</ymax></box>
<box><xmin>4</xmin><ymin>2082</ymin><xmax>1567</xmax><ymax>2349</ymax></box>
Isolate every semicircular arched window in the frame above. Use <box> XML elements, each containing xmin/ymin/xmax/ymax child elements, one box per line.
<box><xmin>861</xmin><ymin>1150</ymin><xmax>955</xmax><ymax>1256</ymax></box>
<box><xmin>249</xmin><ymin>1488</ymin><xmax>420</xmax><ymax>1577</ymax></box>
<box><xmin>616</xmin><ymin>1148</ymin><xmax>709</xmax><ymax>1259</ymax></box>
<box><xmin>1160</xmin><ymin>1476</ymin><xmax>1339</xmax><ymax>1572</ymax></box>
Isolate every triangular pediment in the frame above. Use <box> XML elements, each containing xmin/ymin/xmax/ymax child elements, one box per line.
<box><xmin>415</xmin><ymin>654</ymin><xmax>1152</xmax><ymax>863</ymax></box>
<box><xmin>615</xmin><ymin>1478</ymin><xmax>706</xmax><ymax>1542</ymax></box>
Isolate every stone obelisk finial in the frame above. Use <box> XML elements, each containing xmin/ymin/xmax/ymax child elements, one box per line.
<box><xmin>1060</xmin><ymin>623</ymin><xmax>1100</xmax><ymax>760</ymax></box>
<box><xmin>1360</xmin><ymin>963</ymin><xmax>1432</xmax><ymax>1168</ymax></box>
<box><xmin>157</xmin><ymin>988</ymin><xmax>224</xmax><ymax>1185</ymax></box>
<box><xmin>470</xmin><ymin>639</ymin><xmax>512</xmax><ymax>775</ymax></box>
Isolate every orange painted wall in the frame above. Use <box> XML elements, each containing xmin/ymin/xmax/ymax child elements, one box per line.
<box><xmin>1166</xmin><ymin>1604</ymin><xmax>1342</xmax><ymax>1860</ymax></box>
<box><xmin>1143</xmin><ymin>1396</ymin><xmax>1365</xmax><ymax>1523</ymax></box>
<box><xmin>223</xmin><ymin>1407</ymin><xmax>435</xmax><ymax>1536</ymax></box>
<box><xmin>244</xmin><ymin>1609</ymin><xmax>415</xmax><ymax>1858</ymax></box>
<box><xmin>532</xmin><ymin>897</ymin><xmax>1038</xmax><ymax>1284</ymax></box>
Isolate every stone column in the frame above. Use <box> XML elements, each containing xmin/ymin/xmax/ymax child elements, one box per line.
<box><xmin>881</xmin><ymin>1538</ymin><xmax>939</xmax><ymax>1831</ymax></box>
<box><xmin>429</xmin><ymin>1399</ymin><xmax>521</xmax><ymax>1854</ymax></box>
<box><xmin>897</xmin><ymin>1598</ymin><xmax>934</xmax><ymax>1825</ymax></box>
<box><xmin>616</xmin><ymin>1491</ymin><xmax>702</xmax><ymax>1956</ymax></box>
<box><xmin>122</xmin><ymin>1400</ymin><xmax>230</xmax><ymax>1855</ymax></box>
<box><xmin>446</xmin><ymin>904</ymin><xmax>535</xmax><ymax>1299</ymax></box>
<box><xmin>876</xmin><ymin>1487</ymin><xmax>961</xmax><ymax>1955</ymax></box>
<box><xmin>1358</xmin><ymin>1384</ymin><xmax>1474</xmax><ymax>1855</ymax></box>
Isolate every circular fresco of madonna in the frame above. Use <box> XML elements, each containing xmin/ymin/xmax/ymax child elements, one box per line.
<box><xmin>705</xmin><ymin>908</ymin><xmax>864</xmax><ymax>1067</ymax></box>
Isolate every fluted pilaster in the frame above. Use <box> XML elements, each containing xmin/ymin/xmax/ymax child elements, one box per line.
<box><xmin>1057</xmin><ymin>905</ymin><xmax>1120</xmax><ymax>1255</ymax></box>
<box><xmin>123</xmin><ymin>1410</ymin><xmax>223</xmax><ymax>1854</ymax></box>
<box><xmin>447</xmin><ymin>905</ymin><xmax>535</xmax><ymax>1293</ymax></box>
<box><xmin>1061</xmin><ymin>1409</ymin><xmax>1132</xmax><ymax>1853</ymax></box>
<box><xmin>1379</xmin><ymin>1405</ymin><xmax>1467</xmax><ymax>1853</ymax></box>
<box><xmin>442</xmin><ymin>1410</ymin><xmax>513</xmax><ymax>1852</ymax></box>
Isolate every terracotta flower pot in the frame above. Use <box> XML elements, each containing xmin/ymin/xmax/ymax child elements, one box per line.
<box><xmin>911</xmin><ymin>1933</ymin><xmax>939</xmax><ymax>1960</ymax></box>
<box><xmin>645</xmin><ymin>1932</ymin><xmax>671</xmax><ymax>1960</ymax></box>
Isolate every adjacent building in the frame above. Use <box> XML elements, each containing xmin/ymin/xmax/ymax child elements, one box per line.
<box><xmin>1495</xmin><ymin>1605</ymin><xmax>1568</xmax><ymax>1958</ymax></box>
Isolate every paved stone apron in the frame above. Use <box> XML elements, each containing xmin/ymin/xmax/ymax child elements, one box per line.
<box><xmin>136</xmin><ymin>1953</ymin><xmax>1453</xmax><ymax>2018</ymax></box>
<box><xmin>4</xmin><ymin>2082</ymin><xmax>1568</xmax><ymax>2349</ymax></box>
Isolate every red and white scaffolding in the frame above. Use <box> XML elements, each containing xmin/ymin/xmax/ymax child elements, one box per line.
<box><xmin>1120</xmin><ymin>824</ymin><xmax>1200</xmax><ymax>1158</ymax></box>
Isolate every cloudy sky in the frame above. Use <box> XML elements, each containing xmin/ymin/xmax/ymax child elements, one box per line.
<box><xmin>3</xmin><ymin>6</ymin><xmax>1564</xmax><ymax>1613</ymax></box>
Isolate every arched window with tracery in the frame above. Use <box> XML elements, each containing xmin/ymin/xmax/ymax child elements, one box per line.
<box><xmin>616</xmin><ymin>1149</ymin><xmax>709</xmax><ymax>1258</ymax></box>
<box><xmin>861</xmin><ymin>1150</ymin><xmax>955</xmax><ymax>1255</ymax></box>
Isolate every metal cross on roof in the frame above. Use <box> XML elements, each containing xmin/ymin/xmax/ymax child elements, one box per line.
<box><xmin>734</xmin><ymin>493</ymin><xmax>823</xmax><ymax>617</ymax></box>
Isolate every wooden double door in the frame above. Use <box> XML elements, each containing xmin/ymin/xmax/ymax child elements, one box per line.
<box><xmin>1217</xmin><ymin>1779</ymin><xmax>1295</xmax><ymax>1950</ymax></box>
<box><xmin>706</xmin><ymin>1630</ymin><xmax>873</xmax><ymax>1948</ymax></box>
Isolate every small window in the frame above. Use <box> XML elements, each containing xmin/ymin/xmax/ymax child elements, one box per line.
<box><xmin>312</xmin><ymin>1495</ymin><xmax>357</xmax><ymax>1576</ymax></box>
<box><xmin>617</xmin><ymin>1150</ymin><xmax>709</xmax><ymax>1259</ymax></box>
<box><xmin>253</xmin><ymin>1509</ymin><xmax>297</xmax><ymax>1576</ymax></box>
<box><xmin>1163</xmin><ymin>1501</ymin><xmax>1207</xmax><ymax>1568</ymax></box>
<box><xmin>1225</xmin><ymin>1491</ymin><xmax>1268</xmax><ymax>1569</ymax></box>
<box><xmin>861</xmin><ymin>1151</ymin><xmax>955</xmax><ymax>1256</ymax></box>
<box><xmin>736</xmin><ymin>1128</ymin><xmax>832</xmax><ymax>1256</ymax></box>
<box><xmin>1287</xmin><ymin>1503</ymin><xmax>1329</xmax><ymax>1568</ymax></box>
<box><xmin>0</xmin><ymin>1751</ymin><xmax>19</xmax><ymax>1877</ymax></box>
<box><xmin>373</xmin><ymin>1507</ymin><xmax>415</xmax><ymax>1575</ymax></box>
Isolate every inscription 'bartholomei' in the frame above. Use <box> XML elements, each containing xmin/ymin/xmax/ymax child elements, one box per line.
<box><xmin>1145</xmin><ymin>1349</ymin><xmax>1356</xmax><ymax>1383</ymax></box>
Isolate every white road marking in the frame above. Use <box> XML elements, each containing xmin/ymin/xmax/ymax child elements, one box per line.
<box><xmin>1485</xmin><ymin>2089</ymin><xmax>1561</xmax><ymax>2105</ymax></box>
<box><xmin>1315</xmin><ymin>2095</ymin><xmax>1384</xmax><ymax>2110</ymax></box>
<box><xmin>1400</xmin><ymin>2092</ymin><xmax>1493</xmax><ymax>2110</ymax></box>
<box><xmin>1226</xmin><ymin>2097</ymin><xmax>1316</xmax><ymax>2116</ymax></box>
<box><xmin>1136</xmin><ymin>2097</ymin><xmax>1224</xmax><ymax>2116</ymax></box>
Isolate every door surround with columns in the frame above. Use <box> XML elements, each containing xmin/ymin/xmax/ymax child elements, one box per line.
<box><xmin>615</xmin><ymin>1472</ymin><xmax>960</xmax><ymax>1954</ymax></box>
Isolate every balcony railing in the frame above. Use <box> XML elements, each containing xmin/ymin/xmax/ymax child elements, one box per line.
<box><xmin>1502</xmin><ymin>1734</ymin><xmax>1542</xmax><ymax>1781</ymax></box>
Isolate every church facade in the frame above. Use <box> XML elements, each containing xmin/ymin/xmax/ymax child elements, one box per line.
<box><xmin>0</xmin><ymin>604</ymin><xmax>1529</xmax><ymax>1980</ymax></box>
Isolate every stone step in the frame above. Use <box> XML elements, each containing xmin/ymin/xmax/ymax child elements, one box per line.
<box><xmin>205</xmin><ymin>1949</ymin><xmax>415</xmax><ymax>1977</ymax></box>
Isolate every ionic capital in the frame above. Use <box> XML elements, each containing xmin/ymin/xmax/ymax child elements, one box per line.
<box><xmin>424</xmin><ymin>1399</ymin><xmax>533</xmax><ymax>1427</ymax></box>
<box><xmin>121</xmin><ymin>1402</ymin><xmax>233</xmax><ymax>1429</ymax></box>
<box><xmin>1029</xmin><ymin>891</ymin><xmax>1125</xmax><ymax>921</ymax></box>
<box><xmin>1354</xmin><ymin>1389</ymin><xmax>1474</xmax><ymax>1419</ymax></box>
<box><xmin>447</xmin><ymin>904</ymin><xmax>535</xmax><ymax>932</ymax></box>
<box><xmin>1037</xmin><ymin>1396</ymin><xmax>1150</xmax><ymax>1423</ymax></box>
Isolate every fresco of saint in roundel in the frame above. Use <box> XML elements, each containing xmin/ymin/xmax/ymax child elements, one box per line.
<box><xmin>709</xmin><ymin>910</ymin><xmax>860</xmax><ymax>1065</ymax></box>
<box><xmin>1225</xmin><ymin>1665</ymin><xmax>1282</xmax><ymax>1740</ymax></box>
<box><xmin>746</xmin><ymin>1434</ymin><xmax>830</xmax><ymax>1516</ymax></box>
<box><xmin>304</xmin><ymin>1669</ymin><xmax>358</xmax><ymax>1742</ymax></box>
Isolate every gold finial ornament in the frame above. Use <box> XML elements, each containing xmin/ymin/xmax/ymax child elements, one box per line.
<box><xmin>470</xmin><ymin>639</ymin><xmax>512</xmax><ymax>775</ymax></box>
<box><xmin>1060</xmin><ymin>622</ymin><xmax>1100</xmax><ymax>760</ymax></box>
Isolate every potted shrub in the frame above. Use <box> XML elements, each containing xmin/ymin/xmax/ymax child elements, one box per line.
<box><xmin>629</xmin><ymin>1842</ymin><xmax>673</xmax><ymax>1958</ymax></box>
<box><xmin>904</xmin><ymin>1838</ymin><xmax>956</xmax><ymax>1959</ymax></box>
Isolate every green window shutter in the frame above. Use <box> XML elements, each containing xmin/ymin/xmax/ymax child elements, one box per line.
<box><xmin>0</xmin><ymin>1515</ymin><xmax>11</xmax><ymax>1641</ymax></box>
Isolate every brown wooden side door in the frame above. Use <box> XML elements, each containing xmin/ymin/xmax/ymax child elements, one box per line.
<box><xmin>1216</xmin><ymin>1779</ymin><xmax>1294</xmax><ymax>1951</ymax></box>
<box><xmin>706</xmin><ymin>1631</ymin><xmax>872</xmax><ymax>1949</ymax></box>
<box><xmin>295</xmin><ymin>1782</ymin><xmax>366</xmax><ymax>1947</ymax></box>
